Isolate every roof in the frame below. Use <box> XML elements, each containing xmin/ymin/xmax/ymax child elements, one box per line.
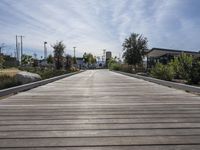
<box><xmin>76</xmin><ymin>57</ymin><xmax>83</xmax><ymax>60</ymax></box>
<box><xmin>147</xmin><ymin>48</ymin><xmax>200</xmax><ymax>57</ymax></box>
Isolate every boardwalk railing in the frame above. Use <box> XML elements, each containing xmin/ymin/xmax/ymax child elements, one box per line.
<box><xmin>0</xmin><ymin>71</ymin><xmax>83</xmax><ymax>97</ymax></box>
<box><xmin>113</xmin><ymin>71</ymin><xmax>200</xmax><ymax>94</ymax></box>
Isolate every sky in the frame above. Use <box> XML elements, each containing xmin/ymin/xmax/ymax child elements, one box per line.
<box><xmin>0</xmin><ymin>0</ymin><xmax>200</xmax><ymax>58</ymax></box>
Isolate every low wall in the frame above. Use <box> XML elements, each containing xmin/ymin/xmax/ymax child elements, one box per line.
<box><xmin>0</xmin><ymin>71</ymin><xmax>83</xmax><ymax>97</ymax></box>
<box><xmin>113</xmin><ymin>71</ymin><xmax>200</xmax><ymax>94</ymax></box>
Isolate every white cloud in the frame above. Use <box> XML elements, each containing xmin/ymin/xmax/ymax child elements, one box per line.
<box><xmin>0</xmin><ymin>0</ymin><xmax>200</xmax><ymax>57</ymax></box>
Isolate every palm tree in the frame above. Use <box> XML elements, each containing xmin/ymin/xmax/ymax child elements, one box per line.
<box><xmin>122</xmin><ymin>33</ymin><xmax>148</xmax><ymax>68</ymax></box>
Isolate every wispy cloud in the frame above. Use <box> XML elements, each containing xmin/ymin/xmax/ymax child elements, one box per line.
<box><xmin>0</xmin><ymin>0</ymin><xmax>200</xmax><ymax>57</ymax></box>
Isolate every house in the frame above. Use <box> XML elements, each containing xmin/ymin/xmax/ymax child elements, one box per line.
<box><xmin>146</xmin><ymin>48</ymin><xmax>200</xmax><ymax>68</ymax></box>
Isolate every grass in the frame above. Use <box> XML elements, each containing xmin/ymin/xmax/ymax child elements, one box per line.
<box><xmin>0</xmin><ymin>74</ymin><xmax>21</xmax><ymax>90</ymax></box>
<box><xmin>0</xmin><ymin>68</ymin><xmax>20</xmax><ymax>77</ymax></box>
<box><xmin>0</xmin><ymin>68</ymin><xmax>21</xmax><ymax>90</ymax></box>
<box><xmin>0</xmin><ymin>67</ymin><xmax>78</xmax><ymax>90</ymax></box>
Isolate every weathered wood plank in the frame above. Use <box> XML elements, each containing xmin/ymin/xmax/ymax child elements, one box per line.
<box><xmin>0</xmin><ymin>145</ymin><xmax>200</xmax><ymax>150</ymax></box>
<box><xmin>0</xmin><ymin>70</ymin><xmax>199</xmax><ymax>148</ymax></box>
<box><xmin>0</xmin><ymin>123</ymin><xmax>200</xmax><ymax>131</ymax></box>
<box><xmin>0</xmin><ymin>129</ymin><xmax>200</xmax><ymax>138</ymax></box>
<box><xmin>0</xmin><ymin>118</ymin><xmax>200</xmax><ymax>125</ymax></box>
<box><xmin>1</xmin><ymin>136</ymin><xmax>200</xmax><ymax>147</ymax></box>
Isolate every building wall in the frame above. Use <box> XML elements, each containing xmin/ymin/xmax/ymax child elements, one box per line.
<box><xmin>106</xmin><ymin>51</ymin><xmax>112</xmax><ymax>60</ymax></box>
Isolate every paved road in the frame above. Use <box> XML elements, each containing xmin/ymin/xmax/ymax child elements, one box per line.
<box><xmin>0</xmin><ymin>70</ymin><xmax>200</xmax><ymax>149</ymax></box>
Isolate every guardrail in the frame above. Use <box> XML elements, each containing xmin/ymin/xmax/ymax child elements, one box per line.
<box><xmin>113</xmin><ymin>71</ymin><xmax>200</xmax><ymax>94</ymax></box>
<box><xmin>0</xmin><ymin>71</ymin><xmax>84</xmax><ymax>97</ymax></box>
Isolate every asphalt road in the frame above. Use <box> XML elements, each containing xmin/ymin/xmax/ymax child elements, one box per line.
<box><xmin>0</xmin><ymin>69</ymin><xmax>200</xmax><ymax>149</ymax></box>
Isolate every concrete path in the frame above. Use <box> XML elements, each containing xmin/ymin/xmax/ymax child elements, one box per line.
<box><xmin>0</xmin><ymin>70</ymin><xmax>200</xmax><ymax>149</ymax></box>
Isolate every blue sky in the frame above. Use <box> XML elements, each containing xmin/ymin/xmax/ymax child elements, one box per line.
<box><xmin>0</xmin><ymin>0</ymin><xmax>200</xmax><ymax>58</ymax></box>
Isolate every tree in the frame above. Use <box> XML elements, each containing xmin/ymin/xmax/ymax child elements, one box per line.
<box><xmin>65</xmin><ymin>54</ymin><xmax>72</xmax><ymax>70</ymax></box>
<box><xmin>47</xmin><ymin>54</ymin><xmax>53</xmax><ymax>64</ymax></box>
<box><xmin>21</xmin><ymin>54</ymin><xmax>33</xmax><ymax>66</ymax></box>
<box><xmin>52</xmin><ymin>41</ymin><xmax>65</xmax><ymax>70</ymax></box>
<box><xmin>83</xmin><ymin>52</ymin><xmax>89</xmax><ymax>64</ymax></box>
<box><xmin>108</xmin><ymin>57</ymin><xmax>117</xmax><ymax>68</ymax></box>
<box><xmin>0</xmin><ymin>55</ymin><xmax>5</xmax><ymax>69</ymax></box>
<box><xmin>83</xmin><ymin>53</ymin><xmax>96</xmax><ymax>68</ymax></box>
<box><xmin>188</xmin><ymin>59</ymin><xmax>200</xmax><ymax>84</ymax></box>
<box><xmin>91</xmin><ymin>56</ymin><xmax>96</xmax><ymax>64</ymax></box>
<box><xmin>122</xmin><ymin>33</ymin><xmax>148</xmax><ymax>67</ymax></box>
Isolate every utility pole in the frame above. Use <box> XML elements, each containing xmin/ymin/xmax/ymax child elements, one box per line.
<box><xmin>73</xmin><ymin>47</ymin><xmax>76</xmax><ymax>64</ymax></box>
<box><xmin>20</xmin><ymin>36</ymin><xmax>24</xmax><ymax>57</ymax></box>
<box><xmin>16</xmin><ymin>35</ymin><xmax>18</xmax><ymax>60</ymax></box>
<box><xmin>73</xmin><ymin>47</ymin><xmax>76</xmax><ymax>58</ymax></box>
<box><xmin>16</xmin><ymin>35</ymin><xmax>24</xmax><ymax>64</ymax></box>
<box><xmin>44</xmin><ymin>41</ymin><xmax>47</xmax><ymax>60</ymax></box>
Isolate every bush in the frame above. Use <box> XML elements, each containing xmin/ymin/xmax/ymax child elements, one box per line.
<box><xmin>150</xmin><ymin>63</ymin><xmax>175</xmax><ymax>81</ymax></box>
<box><xmin>109</xmin><ymin>63</ymin><xmax>121</xmax><ymax>71</ymax></box>
<box><xmin>109</xmin><ymin>63</ymin><xmax>133</xmax><ymax>73</ymax></box>
<box><xmin>18</xmin><ymin>67</ymin><xmax>71</xmax><ymax>80</ymax></box>
<box><xmin>170</xmin><ymin>53</ymin><xmax>193</xmax><ymax>80</ymax></box>
<box><xmin>120</xmin><ymin>64</ymin><xmax>133</xmax><ymax>73</ymax></box>
<box><xmin>0</xmin><ymin>74</ymin><xmax>21</xmax><ymax>90</ymax></box>
<box><xmin>188</xmin><ymin>59</ymin><xmax>200</xmax><ymax>84</ymax></box>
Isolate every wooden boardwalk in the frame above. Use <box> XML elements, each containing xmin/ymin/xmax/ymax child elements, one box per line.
<box><xmin>0</xmin><ymin>70</ymin><xmax>200</xmax><ymax>149</ymax></box>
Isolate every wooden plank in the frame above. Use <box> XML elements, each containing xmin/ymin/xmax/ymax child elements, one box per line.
<box><xmin>0</xmin><ymin>110</ymin><xmax>200</xmax><ymax>115</ymax></box>
<box><xmin>0</xmin><ymin>118</ymin><xmax>200</xmax><ymax>125</ymax></box>
<box><xmin>0</xmin><ymin>70</ymin><xmax>200</xmax><ymax>148</ymax></box>
<box><xmin>1</xmin><ymin>136</ymin><xmax>200</xmax><ymax>147</ymax></box>
<box><xmin>0</xmin><ymin>145</ymin><xmax>200</xmax><ymax>150</ymax></box>
<box><xmin>1</xmin><ymin>129</ymin><xmax>200</xmax><ymax>138</ymax></box>
<box><xmin>0</xmin><ymin>123</ymin><xmax>200</xmax><ymax>131</ymax></box>
<box><xmin>0</xmin><ymin>114</ymin><xmax>200</xmax><ymax>120</ymax></box>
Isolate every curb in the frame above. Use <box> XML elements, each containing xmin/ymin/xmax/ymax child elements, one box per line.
<box><xmin>0</xmin><ymin>71</ymin><xmax>84</xmax><ymax>97</ymax></box>
<box><xmin>113</xmin><ymin>71</ymin><xmax>200</xmax><ymax>94</ymax></box>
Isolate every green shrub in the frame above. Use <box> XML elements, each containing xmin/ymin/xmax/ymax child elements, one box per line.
<box><xmin>170</xmin><ymin>53</ymin><xmax>193</xmax><ymax>80</ymax></box>
<box><xmin>0</xmin><ymin>74</ymin><xmax>21</xmax><ymax>90</ymax></box>
<box><xmin>150</xmin><ymin>63</ymin><xmax>174</xmax><ymax>81</ymax></box>
<box><xmin>18</xmin><ymin>66</ymin><xmax>71</xmax><ymax>80</ymax></box>
<box><xmin>38</xmin><ymin>69</ymin><xmax>67</xmax><ymax>79</ymax></box>
<box><xmin>109</xmin><ymin>63</ymin><xmax>121</xmax><ymax>71</ymax></box>
<box><xmin>188</xmin><ymin>59</ymin><xmax>200</xmax><ymax>84</ymax></box>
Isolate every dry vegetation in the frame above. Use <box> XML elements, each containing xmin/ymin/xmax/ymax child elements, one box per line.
<box><xmin>0</xmin><ymin>68</ymin><xmax>20</xmax><ymax>77</ymax></box>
